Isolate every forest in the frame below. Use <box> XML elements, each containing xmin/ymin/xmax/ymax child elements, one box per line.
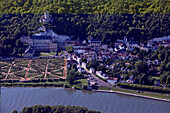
<box><xmin>11</xmin><ymin>105</ymin><xmax>101</xmax><ymax>113</ymax></box>
<box><xmin>0</xmin><ymin>13</ymin><xmax>169</xmax><ymax>57</ymax></box>
<box><xmin>0</xmin><ymin>0</ymin><xmax>169</xmax><ymax>14</ymax></box>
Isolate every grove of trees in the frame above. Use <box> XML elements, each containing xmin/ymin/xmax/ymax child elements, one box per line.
<box><xmin>1</xmin><ymin>0</ymin><xmax>169</xmax><ymax>14</ymax></box>
<box><xmin>12</xmin><ymin>105</ymin><xmax>100</xmax><ymax>113</ymax></box>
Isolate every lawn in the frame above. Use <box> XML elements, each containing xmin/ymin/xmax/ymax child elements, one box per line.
<box><xmin>151</xmin><ymin>76</ymin><xmax>160</xmax><ymax>80</ymax></box>
<box><xmin>112</xmin><ymin>87</ymin><xmax>168</xmax><ymax>100</ymax></box>
<box><xmin>39</xmin><ymin>52</ymin><xmax>56</xmax><ymax>57</ymax></box>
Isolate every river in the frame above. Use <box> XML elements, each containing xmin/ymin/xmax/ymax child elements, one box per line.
<box><xmin>1</xmin><ymin>87</ymin><xmax>170</xmax><ymax>113</ymax></box>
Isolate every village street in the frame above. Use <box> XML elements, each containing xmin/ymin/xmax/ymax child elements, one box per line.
<box><xmin>76</xmin><ymin>63</ymin><xmax>109</xmax><ymax>87</ymax></box>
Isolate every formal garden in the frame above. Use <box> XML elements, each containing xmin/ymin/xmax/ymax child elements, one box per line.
<box><xmin>0</xmin><ymin>58</ymin><xmax>65</xmax><ymax>81</ymax></box>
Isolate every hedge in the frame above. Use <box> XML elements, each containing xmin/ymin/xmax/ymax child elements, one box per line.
<box><xmin>95</xmin><ymin>74</ymin><xmax>107</xmax><ymax>82</ymax></box>
<box><xmin>1</xmin><ymin>82</ymin><xmax>64</xmax><ymax>87</ymax></box>
<box><xmin>117</xmin><ymin>82</ymin><xmax>170</xmax><ymax>94</ymax></box>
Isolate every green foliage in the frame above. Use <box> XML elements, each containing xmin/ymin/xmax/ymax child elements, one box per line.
<box><xmin>0</xmin><ymin>14</ymin><xmax>42</xmax><ymax>56</ymax></box>
<box><xmin>66</xmin><ymin>74</ymin><xmax>75</xmax><ymax>84</ymax></box>
<box><xmin>81</xmin><ymin>57</ymin><xmax>87</xmax><ymax>63</ymax></box>
<box><xmin>134</xmin><ymin>61</ymin><xmax>148</xmax><ymax>74</ymax></box>
<box><xmin>95</xmin><ymin>74</ymin><xmax>107</xmax><ymax>83</ymax></box>
<box><xmin>117</xmin><ymin>82</ymin><xmax>170</xmax><ymax>93</ymax></box>
<box><xmin>0</xmin><ymin>0</ymin><xmax>169</xmax><ymax>14</ymax></box>
<box><xmin>19</xmin><ymin>105</ymin><xmax>100</xmax><ymax>113</ymax></box>
<box><xmin>11</xmin><ymin>110</ymin><xmax>18</xmax><ymax>113</ymax></box>
<box><xmin>65</xmin><ymin>46</ymin><xmax>73</xmax><ymax>53</ymax></box>
<box><xmin>166</xmin><ymin>76</ymin><xmax>170</xmax><ymax>87</ymax></box>
<box><xmin>98</xmin><ymin>86</ymin><xmax>111</xmax><ymax>90</ymax></box>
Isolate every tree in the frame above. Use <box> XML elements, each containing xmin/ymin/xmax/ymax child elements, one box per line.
<box><xmin>166</xmin><ymin>76</ymin><xmax>170</xmax><ymax>86</ymax></box>
<box><xmin>160</xmin><ymin>74</ymin><xmax>168</xmax><ymax>84</ymax></box>
<box><xmin>134</xmin><ymin>61</ymin><xmax>148</xmax><ymax>74</ymax></box>
<box><xmin>65</xmin><ymin>46</ymin><xmax>73</xmax><ymax>53</ymax></box>
<box><xmin>18</xmin><ymin>47</ymin><xmax>24</xmax><ymax>56</ymax></box>
<box><xmin>11</xmin><ymin>110</ymin><xmax>18</xmax><ymax>113</ymax></box>
<box><xmin>158</xmin><ymin>62</ymin><xmax>166</xmax><ymax>74</ymax></box>
<box><xmin>66</xmin><ymin>74</ymin><xmax>75</xmax><ymax>84</ymax></box>
<box><xmin>81</xmin><ymin>57</ymin><xmax>87</xmax><ymax>63</ymax></box>
<box><xmin>158</xmin><ymin>54</ymin><xmax>164</xmax><ymax>61</ymax></box>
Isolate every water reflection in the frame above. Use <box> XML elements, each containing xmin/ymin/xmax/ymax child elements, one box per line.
<box><xmin>1</xmin><ymin>87</ymin><xmax>170</xmax><ymax>113</ymax></box>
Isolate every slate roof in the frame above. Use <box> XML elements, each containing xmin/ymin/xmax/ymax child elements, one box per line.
<box><xmin>91</xmin><ymin>39</ymin><xmax>101</xmax><ymax>41</ymax></box>
<box><xmin>31</xmin><ymin>35</ymin><xmax>53</xmax><ymax>40</ymax></box>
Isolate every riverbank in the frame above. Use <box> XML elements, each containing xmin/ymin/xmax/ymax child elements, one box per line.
<box><xmin>1</xmin><ymin>84</ymin><xmax>170</xmax><ymax>102</ymax></box>
<box><xmin>92</xmin><ymin>89</ymin><xmax>170</xmax><ymax>102</ymax></box>
<box><xmin>1</xmin><ymin>80</ymin><xmax>170</xmax><ymax>102</ymax></box>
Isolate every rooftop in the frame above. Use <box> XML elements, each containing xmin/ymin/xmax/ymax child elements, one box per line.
<box><xmin>31</xmin><ymin>35</ymin><xmax>53</xmax><ymax>40</ymax></box>
<box><xmin>91</xmin><ymin>39</ymin><xmax>101</xmax><ymax>41</ymax></box>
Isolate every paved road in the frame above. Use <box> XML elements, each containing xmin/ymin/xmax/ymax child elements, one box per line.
<box><xmin>78</xmin><ymin>64</ymin><xmax>109</xmax><ymax>87</ymax></box>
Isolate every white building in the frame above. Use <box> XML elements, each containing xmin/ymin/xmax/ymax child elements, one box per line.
<box><xmin>90</xmin><ymin>68</ymin><xmax>95</xmax><ymax>73</ymax></box>
<box><xmin>96</xmin><ymin>71</ymin><xmax>108</xmax><ymax>79</ymax></box>
<box><xmin>82</xmin><ymin>62</ymin><xmax>87</xmax><ymax>69</ymax></box>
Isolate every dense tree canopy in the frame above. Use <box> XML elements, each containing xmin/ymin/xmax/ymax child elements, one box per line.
<box><xmin>0</xmin><ymin>0</ymin><xmax>169</xmax><ymax>14</ymax></box>
<box><xmin>17</xmin><ymin>105</ymin><xmax>100</xmax><ymax>113</ymax></box>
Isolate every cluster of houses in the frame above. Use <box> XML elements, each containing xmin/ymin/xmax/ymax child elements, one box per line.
<box><xmin>66</xmin><ymin>35</ymin><xmax>170</xmax><ymax>86</ymax></box>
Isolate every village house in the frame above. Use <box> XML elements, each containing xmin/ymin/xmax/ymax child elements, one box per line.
<box><xmin>73</xmin><ymin>46</ymin><xmax>89</xmax><ymax>54</ymax></box>
<box><xmin>82</xmin><ymin>62</ymin><xmax>87</xmax><ymax>69</ymax></box>
<box><xmin>96</xmin><ymin>71</ymin><xmax>108</xmax><ymax>79</ymax></box>
<box><xmin>65</xmin><ymin>40</ymin><xmax>81</xmax><ymax>46</ymax></box>
<box><xmin>126</xmin><ymin>41</ymin><xmax>138</xmax><ymax>48</ymax></box>
<box><xmin>90</xmin><ymin>68</ymin><xmax>95</xmax><ymax>74</ymax></box>
<box><xmin>90</xmin><ymin>39</ymin><xmax>102</xmax><ymax>46</ymax></box>
<box><xmin>107</xmin><ymin>77</ymin><xmax>118</xmax><ymax>84</ymax></box>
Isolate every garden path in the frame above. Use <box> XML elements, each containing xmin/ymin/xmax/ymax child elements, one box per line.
<box><xmin>44</xmin><ymin>59</ymin><xmax>49</xmax><ymax>78</ymax></box>
<box><xmin>24</xmin><ymin>60</ymin><xmax>32</xmax><ymax>80</ymax></box>
<box><xmin>4</xmin><ymin>61</ymin><xmax>14</xmax><ymax>80</ymax></box>
<box><xmin>63</xmin><ymin>58</ymin><xmax>67</xmax><ymax>79</ymax></box>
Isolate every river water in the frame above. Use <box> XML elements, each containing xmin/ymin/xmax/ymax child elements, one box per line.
<box><xmin>1</xmin><ymin>87</ymin><xmax>170</xmax><ymax>113</ymax></box>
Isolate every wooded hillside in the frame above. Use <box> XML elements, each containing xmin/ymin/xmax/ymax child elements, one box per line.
<box><xmin>0</xmin><ymin>14</ymin><xmax>170</xmax><ymax>56</ymax></box>
<box><xmin>0</xmin><ymin>0</ymin><xmax>169</xmax><ymax>14</ymax></box>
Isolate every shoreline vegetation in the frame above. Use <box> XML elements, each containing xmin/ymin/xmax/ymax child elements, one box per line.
<box><xmin>1</xmin><ymin>82</ymin><xmax>170</xmax><ymax>102</ymax></box>
<box><xmin>11</xmin><ymin>105</ymin><xmax>101</xmax><ymax>113</ymax></box>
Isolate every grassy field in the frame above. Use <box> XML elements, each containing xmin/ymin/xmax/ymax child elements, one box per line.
<box><xmin>39</xmin><ymin>52</ymin><xmax>56</xmax><ymax>57</ymax></box>
<box><xmin>112</xmin><ymin>87</ymin><xmax>169</xmax><ymax>100</ymax></box>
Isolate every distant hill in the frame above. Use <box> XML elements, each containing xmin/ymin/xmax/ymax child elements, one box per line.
<box><xmin>0</xmin><ymin>0</ymin><xmax>169</xmax><ymax>14</ymax></box>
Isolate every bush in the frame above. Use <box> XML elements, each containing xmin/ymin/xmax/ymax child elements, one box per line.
<box><xmin>95</xmin><ymin>75</ymin><xmax>107</xmax><ymax>82</ymax></box>
<box><xmin>117</xmin><ymin>82</ymin><xmax>170</xmax><ymax>93</ymax></box>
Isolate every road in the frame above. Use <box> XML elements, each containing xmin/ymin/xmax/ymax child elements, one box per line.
<box><xmin>78</xmin><ymin>64</ymin><xmax>109</xmax><ymax>87</ymax></box>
